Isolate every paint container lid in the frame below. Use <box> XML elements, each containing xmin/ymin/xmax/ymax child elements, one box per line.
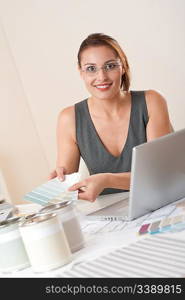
<box><xmin>0</xmin><ymin>216</ymin><xmax>22</xmax><ymax>229</ymax></box>
<box><xmin>19</xmin><ymin>213</ymin><xmax>57</xmax><ymax>227</ymax></box>
<box><xmin>18</xmin><ymin>213</ymin><xmax>39</xmax><ymax>225</ymax></box>
<box><xmin>24</xmin><ymin>213</ymin><xmax>38</xmax><ymax>220</ymax></box>
<box><xmin>39</xmin><ymin>200</ymin><xmax>73</xmax><ymax>215</ymax></box>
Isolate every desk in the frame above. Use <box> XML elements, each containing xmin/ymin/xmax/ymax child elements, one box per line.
<box><xmin>1</xmin><ymin>197</ymin><xmax>185</xmax><ymax>278</ymax></box>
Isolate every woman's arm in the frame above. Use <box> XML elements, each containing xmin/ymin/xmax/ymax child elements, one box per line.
<box><xmin>145</xmin><ymin>89</ymin><xmax>173</xmax><ymax>140</ymax></box>
<box><xmin>69</xmin><ymin>172</ymin><xmax>130</xmax><ymax>201</ymax></box>
<box><xmin>49</xmin><ymin>106</ymin><xmax>80</xmax><ymax>180</ymax></box>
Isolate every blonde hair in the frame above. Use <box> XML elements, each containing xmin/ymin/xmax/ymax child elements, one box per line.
<box><xmin>77</xmin><ymin>33</ymin><xmax>131</xmax><ymax>91</ymax></box>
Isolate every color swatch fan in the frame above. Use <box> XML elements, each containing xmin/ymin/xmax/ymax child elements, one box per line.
<box><xmin>23</xmin><ymin>173</ymin><xmax>80</xmax><ymax>206</ymax></box>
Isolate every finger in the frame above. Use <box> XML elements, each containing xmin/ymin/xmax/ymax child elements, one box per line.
<box><xmin>78</xmin><ymin>191</ymin><xmax>95</xmax><ymax>202</ymax></box>
<box><xmin>48</xmin><ymin>170</ymin><xmax>57</xmax><ymax>180</ymax></box>
<box><xmin>56</xmin><ymin>167</ymin><xmax>66</xmax><ymax>181</ymax></box>
<box><xmin>68</xmin><ymin>181</ymin><xmax>86</xmax><ymax>191</ymax></box>
<box><xmin>78</xmin><ymin>186</ymin><xmax>87</xmax><ymax>192</ymax></box>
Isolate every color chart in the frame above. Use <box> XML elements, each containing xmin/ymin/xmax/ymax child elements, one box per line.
<box><xmin>139</xmin><ymin>213</ymin><xmax>185</xmax><ymax>235</ymax></box>
<box><xmin>23</xmin><ymin>173</ymin><xmax>80</xmax><ymax>205</ymax></box>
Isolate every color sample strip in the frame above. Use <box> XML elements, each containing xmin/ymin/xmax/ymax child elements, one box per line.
<box><xmin>138</xmin><ymin>223</ymin><xmax>150</xmax><ymax>235</ymax></box>
<box><xmin>148</xmin><ymin>220</ymin><xmax>161</xmax><ymax>234</ymax></box>
<box><xmin>171</xmin><ymin>221</ymin><xmax>185</xmax><ymax>233</ymax></box>
<box><xmin>139</xmin><ymin>214</ymin><xmax>185</xmax><ymax>236</ymax></box>
<box><xmin>171</xmin><ymin>215</ymin><xmax>185</xmax><ymax>233</ymax></box>
<box><xmin>23</xmin><ymin>176</ymin><xmax>79</xmax><ymax>205</ymax></box>
<box><xmin>24</xmin><ymin>194</ymin><xmax>48</xmax><ymax>206</ymax></box>
<box><xmin>171</xmin><ymin>214</ymin><xmax>184</xmax><ymax>225</ymax></box>
<box><xmin>159</xmin><ymin>217</ymin><xmax>172</xmax><ymax>232</ymax></box>
<box><xmin>34</xmin><ymin>187</ymin><xmax>57</xmax><ymax>197</ymax></box>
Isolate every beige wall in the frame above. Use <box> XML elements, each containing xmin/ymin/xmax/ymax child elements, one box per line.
<box><xmin>0</xmin><ymin>21</ymin><xmax>49</xmax><ymax>203</ymax></box>
<box><xmin>0</xmin><ymin>0</ymin><xmax>185</xmax><ymax>204</ymax></box>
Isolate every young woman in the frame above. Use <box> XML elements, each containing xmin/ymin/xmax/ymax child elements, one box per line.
<box><xmin>49</xmin><ymin>33</ymin><xmax>172</xmax><ymax>202</ymax></box>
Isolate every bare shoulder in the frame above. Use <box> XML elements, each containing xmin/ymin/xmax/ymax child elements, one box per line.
<box><xmin>145</xmin><ymin>89</ymin><xmax>168</xmax><ymax>116</ymax></box>
<box><xmin>57</xmin><ymin>105</ymin><xmax>76</xmax><ymax>140</ymax></box>
<box><xmin>145</xmin><ymin>89</ymin><xmax>167</xmax><ymax>103</ymax></box>
<box><xmin>58</xmin><ymin>105</ymin><xmax>75</xmax><ymax>125</ymax></box>
<box><xmin>145</xmin><ymin>90</ymin><xmax>172</xmax><ymax>139</ymax></box>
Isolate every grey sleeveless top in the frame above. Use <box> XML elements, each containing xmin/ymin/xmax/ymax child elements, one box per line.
<box><xmin>75</xmin><ymin>90</ymin><xmax>149</xmax><ymax>195</ymax></box>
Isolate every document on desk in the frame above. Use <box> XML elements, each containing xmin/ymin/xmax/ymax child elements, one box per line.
<box><xmin>80</xmin><ymin>200</ymin><xmax>185</xmax><ymax>235</ymax></box>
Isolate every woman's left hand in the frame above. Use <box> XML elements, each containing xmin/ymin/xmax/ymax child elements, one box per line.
<box><xmin>68</xmin><ymin>173</ymin><xmax>108</xmax><ymax>202</ymax></box>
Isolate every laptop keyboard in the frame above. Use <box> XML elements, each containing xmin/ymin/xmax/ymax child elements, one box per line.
<box><xmin>88</xmin><ymin>199</ymin><xmax>129</xmax><ymax>220</ymax></box>
<box><xmin>76</xmin><ymin>192</ymin><xmax>129</xmax><ymax>216</ymax></box>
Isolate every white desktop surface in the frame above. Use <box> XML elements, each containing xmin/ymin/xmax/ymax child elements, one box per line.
<box><xmin>1</xmin><ymin>196</ymin><xmax>185</xmax><ymax>278</ymax></box>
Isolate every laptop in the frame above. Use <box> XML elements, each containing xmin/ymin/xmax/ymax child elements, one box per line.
<box><xmin>76</xmin><ymin>128</ymin><xmax>185</xmax><ymax>221</ymax></box>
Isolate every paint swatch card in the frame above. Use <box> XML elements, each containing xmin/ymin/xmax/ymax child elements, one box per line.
<box><xmin>138</xmin><ymin>213</ymin><xmax>185</xmax><ymax>236</ymax></box>
<box><xmin>159</xmin><ymin>217</ymin><xmax>172</xmax><ymax>232</ymax></box>
<box><xmin>171</xmin><ymin>214</ymin><xmax>184</xmax><ymax>225</ymax></box>
<box><xmin>171</xmin><ymin>221</ymin><xmax>185</xmax><ymax>233</ymax></box>
<box><xmin>148</xmin><ymin>220</ymin><xmax>161</xmax><ymax>234</ymax></box>
<box><xmin>170</xmin><ymin>215</ymin><xmax>185</xmax><ymax>232</ymax></box>
<box><xmin>23</xmin><ymin>172</ymin><xmax>80</xmax><ymax>206</ymax></box>
<box><xmin>138</xmin><ymin>223</ymin><xmax>150</xmax><ymax>235</ymax></box>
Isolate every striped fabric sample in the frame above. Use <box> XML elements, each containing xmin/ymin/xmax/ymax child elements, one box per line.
<box><xmin>59</xmin><ymin>235</ymin><xmax>185</xmax><ymax>277</ymax></box>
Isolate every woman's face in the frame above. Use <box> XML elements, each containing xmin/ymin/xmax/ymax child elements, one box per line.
<box><xmin>79</xmin><ymin>46</ymin><xmax>124</xmax><ymax>100</ymax></box>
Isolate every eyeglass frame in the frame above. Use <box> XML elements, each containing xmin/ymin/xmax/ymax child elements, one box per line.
<box><xmin>80</xmin><ymin>60</ymin><xmax>123</xmax><ymax>76</ymax></box>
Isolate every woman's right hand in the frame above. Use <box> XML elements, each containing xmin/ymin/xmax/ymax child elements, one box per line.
<box><xmin>48</xmin><ymin>167</ymin><xmax>66</xmax><ymax>181</ymax></box>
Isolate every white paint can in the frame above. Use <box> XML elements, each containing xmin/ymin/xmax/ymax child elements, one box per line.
<box><xmin>39</xmin><ymin>201</ymin><xmax>85</xmax><ymax>253</ymax></box>
<box><xmin>0</xmin><ymin>217</ymin><xmax>30</xmax><ymax>273</ymax></box>
<box><xmin>19</xmin><ymin>213</ymin><xmax>72</xmax><ymax>273</ymax></box>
